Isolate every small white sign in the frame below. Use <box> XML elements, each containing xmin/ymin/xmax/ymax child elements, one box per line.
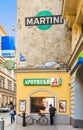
<box><xmin>2</xmin><ymin>50</ymin><xmax>15</xmax><ymax>57</ymax></box>
<box><xmin>19</xmin><ymin>100</ymin><xmax>26</xmax><ymax>112</ymax></box>
<box><xmin>50</xmin><ymin>77</ymin><xmax>62</xmax><ymax>86</ymax></box>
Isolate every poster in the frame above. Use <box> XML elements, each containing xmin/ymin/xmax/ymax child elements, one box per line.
<box><xmin>19</xmin><ymin>100</ymin><xmax>26</xmax><ymax>112</ymax></box>
<box><xmin>59</xmin><ymin>100</ymin><xmax>66</xmax><ymax>112</ymax></box>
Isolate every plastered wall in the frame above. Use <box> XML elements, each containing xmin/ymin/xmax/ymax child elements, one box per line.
<box><xmin>17</xmin><ymin>0</ymin><xmax>71</xmax><ymax>67</ymax></box>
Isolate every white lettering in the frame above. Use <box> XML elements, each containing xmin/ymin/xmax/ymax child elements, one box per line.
<box><xmin>25</xmin><ymin>16</ymin><xmax>64</xmax><ymax>26</ymax></box>
<box><xmin>53</xmin><ymin>16</ymin><xmax>59</xmax><ymax>23</ymax></box>
<box><xmin>39</xmin><ymin>80</ymin><xmax>43</xmax><ymax>84</ymax></box>
<box><xmin>60</xmin><ymin>16</ymin><xmax>63</xmax><ymax>23</ymax></box>
<box><xmin>40</xmin><ymin>17</ymin><xmax>45</xmax><ymax>24</ymax></box>
<box><xmin>28</xmin><ymin>80</ymin><xmax>33</xmax><ymax>85</ymax></box>
<box><xmin>47</xmin><ymin>79</ymin><xmax>50</xmax><ymax>84</ymax></box>
<box><xmin>33</xmin><ymin>18</ymin><xmax>39</xmax><ymax>24</ymax></box>
<box><xmin>27</xmin><ymin>18</ymin><xmax>33</xmax><ymax>25</ymax></box>
<box><xmin>33</xmin><ymin>80</ymin><xmax>37</xmax><ymax>84</ymax></box>
<box><xmin>25</xmin><ymin>80</ymin><xmax>28</xmax><ymax>85</ymax></box>
<box><xmin>46</xmin><ymin>17</ymin><xmax>52</xmax><ymax>24</ymax></box>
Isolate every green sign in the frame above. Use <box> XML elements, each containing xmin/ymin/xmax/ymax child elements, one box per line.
<box><xmin>4</xmin><ymin>60</ymin><xmax>15</xmax><ymax>70</ymax></box>
<box><xmin>23</xmin><ymin>78</ymin><xmax>62</xmax><ymax>86</ymax></box>
<box><xmin>36</xmin><ymin>10</ymin><xmax>53</xmax><ymax>30</ymax></box>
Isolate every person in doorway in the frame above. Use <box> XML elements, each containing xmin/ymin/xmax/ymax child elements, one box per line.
<box><xmin>49</xmin><ymin>104</ymin><xmax>56</xmax><ymax>125</ymax></box>
<box><xmin>10</xmin><ymin>106</ymin><xmax>15</xmax><ymax>123</ymax></box>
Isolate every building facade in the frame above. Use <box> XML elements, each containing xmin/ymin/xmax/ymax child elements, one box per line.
<box><xmin>16</xmin><ymin>0</ymin><xmax>71</xmax><ymax>124</ymax></box>
<box><xmin>62</xmin><ymin>0</ymin><xmax>83</xmax><ymax>128</ymax></box>
<box><xmin>0</xmin><ymin>56</ymin><xmax>16</xmax><ymax>107</ymax></box>
<box><xmin>0</xmin><ymin>25</ymin><xmax>8</xmax><ymax>56</ymax></box>
<box><xmin>16</xmin><ymin>0</ymin><xmax>72</xmax><ymax>125</ymax></box>
<box><xmin>16</xmin><ymin>68</ymin><xmax>70</xmax><ymax>125</ymax></box>
<box><xmin>0</xmin><ymin>25</ymin><xmax>16</xmax><ymax>107</ymax></box>
<box><xmin>16</xmin><ymin>0</ymin><xmax>83</xmax><ymax>127</ymax></box>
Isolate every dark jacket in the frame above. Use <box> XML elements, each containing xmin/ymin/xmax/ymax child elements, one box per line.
<box><xmin>49</xmin><ymin>106</ymin><xmax>56</xmax><ymax>115</ymax></box>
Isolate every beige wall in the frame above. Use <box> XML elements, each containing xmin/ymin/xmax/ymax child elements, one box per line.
<box><xmin>17</xmin><ymin>0</ymin><xmax>71</xmax><ymax>68</ymax></box>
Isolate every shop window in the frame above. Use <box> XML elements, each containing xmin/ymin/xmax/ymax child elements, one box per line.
<box><xmin>30</xmin><ymin>97</ymin><xmax>55</xmax><ymax>113</ymax></box>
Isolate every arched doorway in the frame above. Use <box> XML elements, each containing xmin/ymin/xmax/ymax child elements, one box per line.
<box><xmin>28</xmin><ymin>88</ymin><xmax>57</xmax><ymax>114</ymax></box>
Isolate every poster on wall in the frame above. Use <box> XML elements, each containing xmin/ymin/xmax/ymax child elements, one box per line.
<box><xmin>59</xmin><ymin>100</ymin><xmax>66</xmax><ymax>113</ymax></box>
<box><xmin>19</xmin><ymin>100</ymin><xmax>26</xmax><ymax>112</ymax></box>
<box><xmin>30</xmin><ymin>97</ymin><xmax>55</xmax><ymax>113</ymax></box>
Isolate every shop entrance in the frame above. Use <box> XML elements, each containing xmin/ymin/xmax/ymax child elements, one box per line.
<box><xmin>28</xmin><ymin>88</ymin><xmax>57</xmax><ymax>114</ymax></box>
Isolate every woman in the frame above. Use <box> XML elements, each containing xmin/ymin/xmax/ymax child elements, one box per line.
<box><xmin>10</xmin><ymin>106</ymin><xmax>15</xmax><ymax>123</ymax></box>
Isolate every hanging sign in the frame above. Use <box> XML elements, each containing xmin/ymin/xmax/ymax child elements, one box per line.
<box><xmin>4</xmin><ymin>60</ymin><xmax>15</xmax><ymax>70</ymax></box>
<box><xmin>1</xmin><ymin>36</ymin><xmax>15</xmax><ymax>58</ymax></box>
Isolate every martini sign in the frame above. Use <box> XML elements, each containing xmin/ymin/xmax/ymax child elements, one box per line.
<box><xmin>25</xmin><ymin>10</ymin><xmax>64</xmax><ymax>30</ymax></box>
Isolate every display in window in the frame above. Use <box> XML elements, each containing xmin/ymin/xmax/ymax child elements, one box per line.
<box><xmin>30</xmin><ymin>97</ymin><xmax>55</xmax><ymax>113</ymax></box>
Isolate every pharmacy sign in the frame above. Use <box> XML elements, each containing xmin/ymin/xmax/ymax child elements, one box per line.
<box><xmin>23</xmin><ymin>78</ymin><xmax>62</xmax><ymax>86</ymax></box>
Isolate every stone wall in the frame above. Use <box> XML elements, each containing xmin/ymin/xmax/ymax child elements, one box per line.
<box><xmin>17</xmin><ymin>0</ymin><xmax>71</xmax><ymax>68</ymax></box>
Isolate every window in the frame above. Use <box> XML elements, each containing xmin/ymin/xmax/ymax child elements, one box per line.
<box><xmin>7</xmin><ymin>80</ymin><xmax>12</xmax><ymax>91</ymax></box>
<box><xmin>0</xmin><ymin>64</ymin><xmax>4</xmax><ymax>71</ymax></box>
<box><xmin>30</xmin><ymin>97</ymin><xmax>55</xmax><ymax>113</ymax></box>
<box><xmin>13</xmin><ymin>83</ymin><xmax>16</xmax><ymax>92</ymax></box>
<box><xmin>0</xmin><ymin>76</ymin><xmax>5</xmax><ymax>88</ymax></box>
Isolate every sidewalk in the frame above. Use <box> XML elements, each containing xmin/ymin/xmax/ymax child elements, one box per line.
<box><xmin>4</xmin><ymin>122</ymin><xmax>83</xmax><ymax>130</ymax></box>
<box><xmin>3</xmin><ymin>114</ymin><xmax>83</xmax><ymax>130</ymax></box>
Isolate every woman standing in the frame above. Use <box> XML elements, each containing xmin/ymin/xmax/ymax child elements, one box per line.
<box><xmin>10</xmin><ymin>106</ymin><xmax>15</xmax><ymax>123</ymax></box>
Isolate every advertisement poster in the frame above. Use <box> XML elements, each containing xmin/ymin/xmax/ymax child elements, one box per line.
<box><xmin>59</xmin><ymin>100</ymin><xmax>66</xmax><ymax>113</ymax></box>
<box><xmin>19</xmin><ymin>100</ymin><xmax>26</xmax><ymax>112</ymax></box>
